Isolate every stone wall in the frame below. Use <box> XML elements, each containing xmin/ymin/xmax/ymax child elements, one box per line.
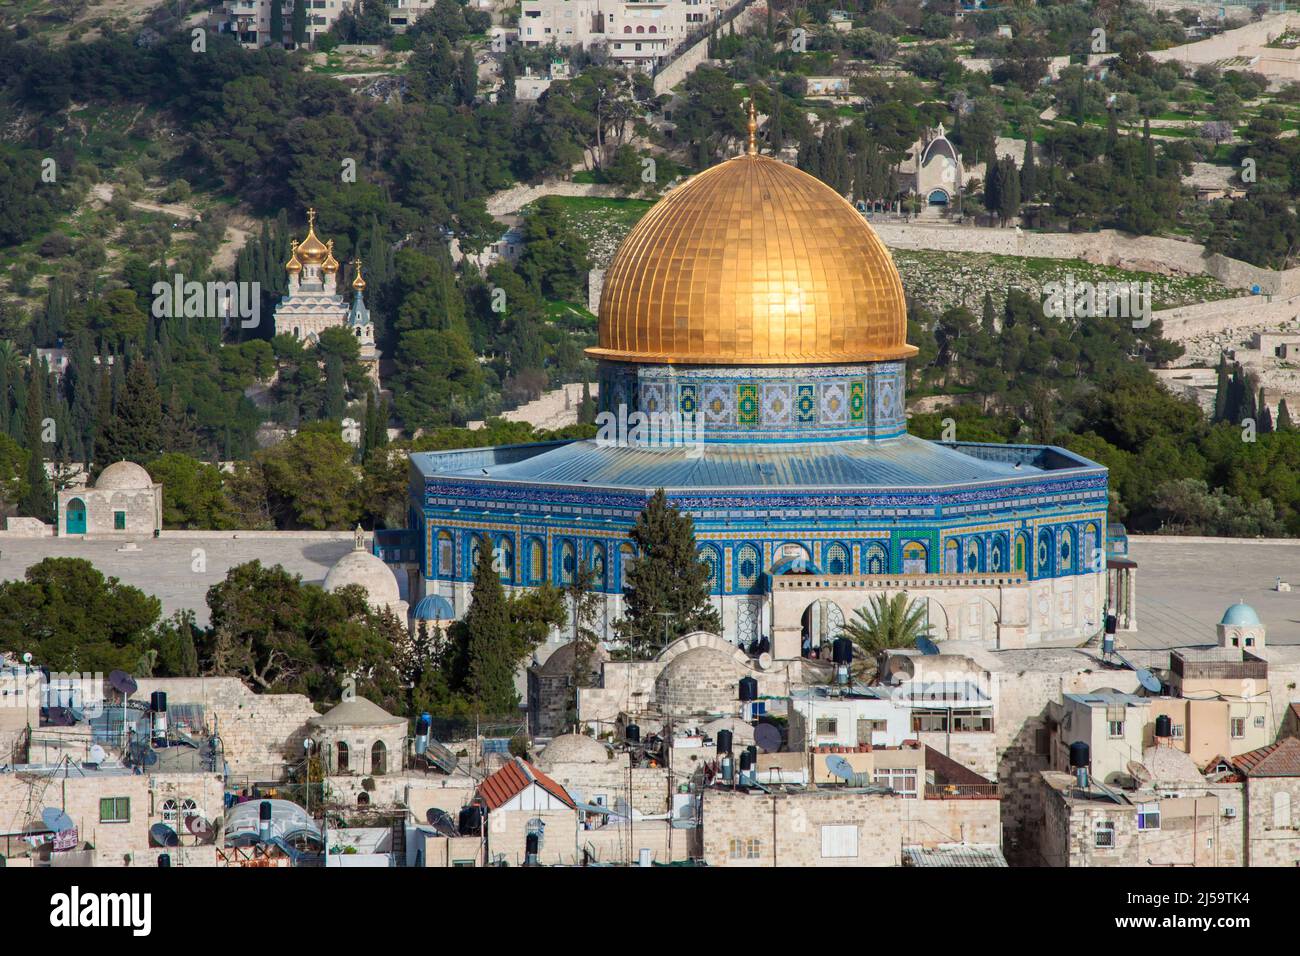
<box><xmin>0</xmin><ymin>770</ymin><xmax>223</xmax><ymax>867</ymax></box>
<box><xmin>1244</xmin><ymin>776</ymin><xmax>1300</xmax><ymax>866</ymax></box>
<box><xmin>541</xmin><ymin>760</ymin><xmax>672</xmax><ymax>815</ymax></box>
<box><xmin>701</xmin><ymin>788</ymin><xmax>902</xmax><ymax>866</ymax></box>
<box><xmin>906</xmin><ymin>795</ymin><xmax>1002</xmax><ymax>848</ymax></box>
<box><xmin>1148</xmin><ymin>13</ymin><xmax>1295</xmax><ymax>69</ymax></box>
<box><xmin>133</xmin><ymin>677</ymin><xmax>319</xmax><ymax>778</ymax></box>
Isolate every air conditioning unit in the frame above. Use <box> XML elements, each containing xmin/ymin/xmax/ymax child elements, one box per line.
<box><xmin>1223</xmin><ymin>807</ymin><xmax>1238</xmax><ymax>819</ymax></box>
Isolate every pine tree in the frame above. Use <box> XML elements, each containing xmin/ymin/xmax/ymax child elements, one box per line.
<box><xmin>464</xmin><ymin>541</ymin><xmax>517</xmax><ymax>712</ymax></box>
<box><xmin>614</xmin><ymin>489</ymin><xmax>721</xmax><ymax>658</ymax></box>
<box><xmin>97</xmin><ymin>360</ymin><xmax>163</xmax><ymax>470</ymax></box>
<box><xmin>19</xmin><ymin>359</ymin><xmax>53</xmax><ymax>522</ymax></box>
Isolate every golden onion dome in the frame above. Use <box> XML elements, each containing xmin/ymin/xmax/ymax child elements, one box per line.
<box><xmin>294</xmin><ymin>208</ymin><xmax>330</xmax><ymax>266</ymax></box>
<box><xmin>322</xmin><ymin>239</ymin><xmax>339</xmax><ymax>274</ymax></box>
<box><xmin>350</xmin><ymin>259</ymin><xmax>366</xmax><ymax>291</ymax></box>
<box><xmin>589</xmin><ymin>153</ymin><xmax>916</xmax><ymax>366</ymax></box>
<box><xmin>285</xmin><ymin>239</ymin><xmax>302</xmax><ymax>274</ymax></box>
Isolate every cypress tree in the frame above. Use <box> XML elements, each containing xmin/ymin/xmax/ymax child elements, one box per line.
<box><xmin>1019</xmin><ymin>137</ymin><xmax>1036</xmax><ymax>202</ymax></box>
<box><xmin>1212</xmin><ymin>356</ymin><xmax>1229</xmax><ymax>423</ymax></box>
<box><xmin>270</xmin><ymin>0</ymin><xmax>284</xmax><ymax>46</ymax></box>
<box><xmin>981</xmin><ymin>290</ymin><xmax>996</xmax><ymax>334</ymax></box>
<box><xmin>292</xmin><ymin>0</ymin><xmax>306</xmax><ymax>47</ymax></box>
<box><xmin>19</xmin><ymin>359</ymin><xmax>53</xmax><ymax>522</ymax></box>
<box><xmin>464</xmin><ymin>541</ymin><xmax>517</xmax><ymax>712</ymax></box>
<box><xmin>1278</xmin><ymin>398</ymin><xmax>1294</xmax><ymax>432</ymax></box>
<box><xmin>614</xmin><ymin>489</ymin><xmax>721</xmax><ymax>658</ymax></box>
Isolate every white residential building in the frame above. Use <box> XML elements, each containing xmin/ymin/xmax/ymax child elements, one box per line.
<box><xmin>518</xmin><ymin>0</ymin><xmax>719</xmax><ymax>72</ymax></box>
<box><xmin>220</xmin><ymin>0</ymin><xmax>355</xmax><ymax>49</ymax></box>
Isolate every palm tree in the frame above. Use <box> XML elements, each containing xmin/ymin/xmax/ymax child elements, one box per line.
<box><xmin>842</xmin><ymin>593</ymin><xmax>933</xmax><ymax>671</ymax></box>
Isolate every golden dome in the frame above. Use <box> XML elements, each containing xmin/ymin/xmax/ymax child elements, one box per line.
<box><xmin>285</xmin><ymin>240</ymin><xmax>302</xmax><ymax>274</ymax></box>
<box><xmin>294</xmin><ymin>208</ymin><xmax>330</xmax><ymax>266</ymax></box>
<box><xmin>350</xmin><ymin>259</ymin><xmax>366</xmax><ymax>291</ymax></box>
<box><xmin>322</xmin><ymin>239</ymin><xmax>339</xmax><ymax>274</ymax></box>
<box><xmin>590</xmin><ymin>153</ymin><xmax>916</xmax><ymax>366</ymax></box>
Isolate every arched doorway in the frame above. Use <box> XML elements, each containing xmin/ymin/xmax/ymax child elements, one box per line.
<box><xmin>927</xmin><ymin>188</ymin><xmax>950</xmax><ymax>206</ymax></box>
<box><xmin>336</xmin><ymin>741</ymin><xmax>349</xmax><ymax>773</ymax></box>
<box><xmin>801</xmin><ymin>599</ymin><xmax>844</xmax><ymax>657</ymax></box>
<box><xmin>371</xmin><ymin>740</ymin><xmax>387</xmax><ymax>775</ymax></box>
<box><xmin>65</xmin><ymin>498</ymin><xmax>86</xmax><ymax>535</ymax></box>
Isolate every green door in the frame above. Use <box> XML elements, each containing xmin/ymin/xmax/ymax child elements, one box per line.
<box><xmin>65</xmin><ymin>498</ymin><xmax>86</xmax><ymax>535</ymax></box>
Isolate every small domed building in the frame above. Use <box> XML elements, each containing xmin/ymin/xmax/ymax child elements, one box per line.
<box><xmin>308</xmin><ymin>696</ymin><xmax>408</xmax><ymax>777</ymax></box>
<box><xmin>655</xmin><ymin>646</ymin><xmax>745</xmax><ymax>717</ymax></box>
<box><xmin>57</xmin><ymin>460</ymin><xmax>162</xmax><ymax>536</ymax></box>
<box><xmin>527</xmin><ymin>641</ymin><xmax>609</xmax><ymax>738</ymax></box>
<box><xmin>536</xmin><ymin>732</ymin><xmax>613</xmax><ymax>772</ymax></box>
<box><xmin>324</xmin><ymin>531</ymin><xmax>408</xmax><ymax>619</ymax></box>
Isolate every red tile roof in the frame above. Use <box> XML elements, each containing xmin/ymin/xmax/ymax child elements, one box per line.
<box><xmin>1229</xmin><ymin>737</ymin><xmax>1300</xmax><ymax>778</ymax></box>
<box><xmin>476</xmin><ymin>757</ymin><xmax>575</xmax><ymax>810</ymax></box>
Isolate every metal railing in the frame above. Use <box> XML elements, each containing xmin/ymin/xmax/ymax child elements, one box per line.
<box><xmin>925</xmin><ymin>783</ymin><xmax>1000</xmax><ymax>800</ymax></box>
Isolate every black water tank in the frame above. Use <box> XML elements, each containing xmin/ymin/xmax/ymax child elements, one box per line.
<box><xmin>746</xmin><ymin>745</ymin><xmax>758</xmax><ymax>768</ymax></box>
<box><xmin>1069</xmin><ymin>741</ymin><xmax>1090</xmax><ymax>769</ymax></box>
<box><xmin>739</xmin><ymin>749</ymin><xmax>754</xmax><ymax>771</ymax></box>
<box><xmin>1155</xmin><ymin>714</ymin><xmax>1172</xmax><ymax>738</ymax></box>
<box><xmin>1105</xmin><ymin>614</ymin><xmax>1117</xmax><ymax>635</ymax></box>
<box><xmin>625</xmin><ymin>723</ymin><xmax>640</xmax><ymax>744</ymax></box>
<box><xmin>738</xmin><ymin>676</ymin><xmax>758</xmax><ymax>701</ymax></box>
<box><xmin>832</xmin><ymin>637</ymin><xmax>854</xmax><ymax>665</ymax></box>
<box><xmin>158</xmin><ymin>853</ymin><xmax>170</xmax><ymax>868</ymax></box>
<box><xmin>525</xmin><ymin>832</ymin><xmax>539</xmax><ymax>856</ymax></box>
<box><xmin>150</xmin><ymin>691</ymin><xmax>168</xmax><ymax>713</ymax></box>
<box><xmin>259</xmin><ymin>800</ymin><xmax>272</xmax><ymax>822</ymax></box>
<box><xmin>716</xmin><ymin>729</ymin><xmax>733</xmax><ymax>754</ymax></box>
<box><xmin>458</xmin><ymin>805</ymin><xmax>483</xmax><ymax>836</ymax></box>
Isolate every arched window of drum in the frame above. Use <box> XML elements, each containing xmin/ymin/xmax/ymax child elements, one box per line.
<box><xmin>865</xmin><ymin>544</ymin><xmax>888</xmax><ymax>574</ymax></box>
<box><xmin>1037</xmin><ymin>530</ymin><xmax>1053</xmax><ymax>576</ymax></box>
<box><xmin>966</xmin><ymin>539</ymin><xmax>981</xmax><ymax>573</ymax></box>
<box><xmin>496</xmin><ymin>536</ymin><xmax>514</xmax><ymax>581</ymax></box>
<box><xmin>825</xmin><ymin>542</ymin><xmax>849</xmax><ymax>575</ymax></box>
<box><xmin>736</xmin><ymin>544</ymin><xmax>760</xmax><ymax>591</ymax></box>
<box><xmin>944</xmin><ymin>539</ymin><xmax>959</xmax><ymax>574</ymax></box>
<box><xmin>619</xmin><ymin>543</ymin><xmax>636</xmax><ymax>590</ymax></box>
<box><xmin>1059</xmin><ymin>528</ymin><xmax>1074</xmax><ymax>572</ymax></box>
<box><xmin>990</xmin><ymin>536</ymin><xmax>1006</xmax><ymax>572</ymax></box>
<box><xmin>1014</xmin><ymin>534</ymin><xmax>1027</xmax><ymax>572</ymax></box>
<box><xmin>699</xmin><ymin>546</ymin><xmax>720</xmax><ymax>593</ymax></box>
<box><xmin>438</xmin><ymin>531</ymin><xmax>454</xmax><ymax>578</ymax></box>
<box><xmin>591</xmin><ymin>542</ymin><xmax>607</xmax><ymax>590</ymax></box>
<box><xmin>560</xmin><ymin>539</ymin><xmax>577</xmax><ymax>585</ymax></box>
<box><xmin>1084</xmin><ymin>523</ymin><xmax>1098</xmax><ymax>571</ymax></box>
<box><xmin>528</xmin><ymin>538</ymin><xmax>545</xmax><ymax>584</ymax></box>
<box><xmin>470</xmin><ymin>534</ymin><xmax>482</xmax><ymax>571</ymax></box>
<box><xmin>902</xmin><ymin>541</ymin><xmax>927</xmax><ymax>573</ymax></box>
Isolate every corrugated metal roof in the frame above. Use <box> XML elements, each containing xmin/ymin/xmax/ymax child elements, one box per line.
<box><xmin>417</xmin><ymin>436</ymin><xmax>1101</xmax><ymax>492</ymax></box>
<box><xmin>903</xmin><ymin>844</ymin><xmax>1007</xmax><ymax>867</ymax></box>
<box><xmin>476</xmin><ymin>757</ymin><xmax>575</xmax><ymax>810</ymax></box>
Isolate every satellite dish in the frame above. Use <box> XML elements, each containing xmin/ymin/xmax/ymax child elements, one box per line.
<box><xmin>424</xmin><ymin>808</ymin><xmax>458</xmax><ymax>838</ymax></box>
<box><xmin>1135</xmin><ymin>668</ymin><xmax>1162</xmax><ymax>694</ymax></box>
<box><xmin>916</xmin><ymin>637</ymin><xmax>941</xmax><ymax>656</ymax></box>
<box><xmin>41</xmin><ymin>808</ymin><xmax>75</xmax><ymax>833</ymax></box>
<box><xmin>754</xmin><ymin>723</ymin><xmax>782</xmax><ymax>754</ymax></box>
<box><xmin>186</xmin><ymin>816</ymin><xmax>215</xmax><ymax>843</ymax></box>
<box><xmin>108</xmin><ymin>670</ymin><xmax>138</xmax><ymax>696</ymax></box>
<box><xmin>825</xmin><ymin>754</ymin><xmax>856</xmax><ymax>781</ymax></box>
<box><xmin>887</xmin><ymin>655</ymin><xmax>916</xmax><ymax>681</ymax></box>
<box><xmin>141</xmin><ymin>749</ymin><xmax>159</xmax><ymax>767</ymax></box>
<box><xmin>149</xmin><ymin>823</ymin><xmax>179</xmax><ymax>848</ymax></box>
<box><xmin>87</xmin><ymin>744</ymin><xmax>107</xmax><ymax>765</ymax></box>
<box><xmin>1127</xmin><ymin>760</ymin><xmax>1154</xmax><ymax>786</ymax></box>
<box><xmin>757</xmin><ymin>653</ymin><xmax>772</xmax><ymax>671</ymax></box>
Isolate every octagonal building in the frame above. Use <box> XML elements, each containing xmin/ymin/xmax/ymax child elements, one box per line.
<box><xmin>397</xmin><ymin>142</ymin><xmax>1109</xmax><ymax>657</ymax></box>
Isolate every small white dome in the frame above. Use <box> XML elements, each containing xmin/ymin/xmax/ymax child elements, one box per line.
<box><xmin>96</xmin><ymin>460</ymin><xmax>154</xmax><ymax>490</ymax></box>
<box><xmin>324</xmin><ymin>549</ymin><xmax>401</xmax><ymax>609</ymax></box>
<box><xmin>538</xmin><ymin>733</ymin><xmax>611</xmax><ymax>770</ymax></box>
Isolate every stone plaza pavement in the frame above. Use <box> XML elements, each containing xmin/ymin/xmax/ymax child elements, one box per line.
<box><xmin>0</xmin><ymin>532</ymin><xmax>1295</xmax><ymax>646</ymax></box>
<box><xmin>0</xmin><ymin>532</ymin><xmax>362</xmax><ymax>628</ymax></box>
<box><xmin>1126</xmin><ymin>537</ymin><xmax>1300</xmax><ymax>649</ymax></box>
